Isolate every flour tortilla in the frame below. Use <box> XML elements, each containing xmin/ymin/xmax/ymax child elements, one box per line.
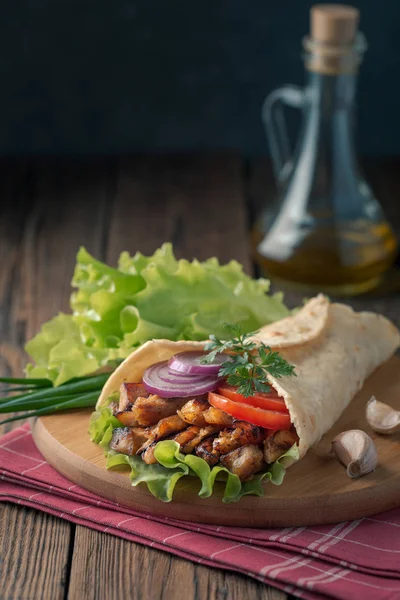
<box><xmin>269</xmin><ymin>304</ymin><xmax>399</xmax><ymax>458</ymax></box>
<box><xmin>96</xmin><ymin>297</ymin><xmax>400</xmax><ymax>463</ymax></box>
<box><xmin>248</xmin><ymin>294</ymin><xmax>329</xmax><ymax>348</ymax></box>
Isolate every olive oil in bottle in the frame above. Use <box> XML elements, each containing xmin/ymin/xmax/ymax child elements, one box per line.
<box><xmin>253</xmin><ymin>4</ymin><xmax>397</xmax><ymax>295</ymax></box>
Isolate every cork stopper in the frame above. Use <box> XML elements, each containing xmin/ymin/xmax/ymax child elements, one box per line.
<box><xmin>311</xmin><ymin>4</ymin><xmax>359</xmax><ymax>46</ymax></box>
<box><xmin>304</xmin><ymin>4</ymin><xmax>363</xmax><ymax>74</ymax></box>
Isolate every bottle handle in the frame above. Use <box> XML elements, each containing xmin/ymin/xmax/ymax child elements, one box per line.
<box><xmin>262</xmin><ymin>85</ymin><xmax>305</xmax><ymax>183</ymax></box>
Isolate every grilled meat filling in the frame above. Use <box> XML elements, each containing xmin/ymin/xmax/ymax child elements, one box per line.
<box><xmin>173</xmin><ymin>425</ymin><xmax>221</xmax><ymax>454</ymax></box>
<box><xmin>117</xmin><ymin>382</ymin><xmax>190</xmax><ymax>427</ymax></box>
<box><xmin>110</xmin><ymin>427</ymin><xmax>135</xmax><ymax>455</ymax></box>
<box><xmin>172</xmin><ymin>426</ymin><xmax>201</xmax><ymax>448</ymax></box>
<box><xmin>177</xmin><ymin>396</ymin><xmax>209</xmax><ymax>425</ymax></box>
<box><xmin>110</xmin><ymin>426</ymin><xmax>151</xmax><ymax>456</ymax></box>
<box><xmin>263</xmin><ymin>429</ymin><xmax>299</xmax><ymax>464</ymax></box>
<box><xmin>141</xmin><ymin>442</ymin><xmax>158</xmax><ymax>464</ymax></box>
<box><xmin>203</xmin><ymin>407</ymin><xmax>233</xmax><ymax>428</ymax></box>
<box><xmin>212</xmin><ymin>421</ymin><xmax>264</xmax><ymax>456</ymax></box>
<box><xmin>119</xmin><ymin>382</ymin><xmax>150</xmax><ymax>412</ymax></box>
<box><xmin>195</xmin><ymin>436</ymin><xmax>219</xmax><ymax>466</ymax></box>
<box><xmin>115</xmin><ymin>410</ymin><xmax>138</xmax><ymax>427</ymax></box>
<box><xmin>220</xmin><ymin>445</ymin><xmax>264</xmax><ymax>481</ymax></box>
<box><xmin>178</xmin><ymin>397</ymin><xmax>234</xmax><ymax>428</ymax></box>
<box><xmin>131</xmin><ymin>395</ymin><xmax>188</xmax><ymax>427</ymax></box>
<box><xmin>138</xmin><ymin>414</ymin><xmax>188</xmax><ymax>453</ymax></box>
<box><xmin>108</xmin><ymin>385</ymin><xmax>298</xmax><ymax>481</ymax></box>
<box><xmin>141</xmin><ymin>423</ymin><xmax>221</xmax><ymax>463</ymax></box>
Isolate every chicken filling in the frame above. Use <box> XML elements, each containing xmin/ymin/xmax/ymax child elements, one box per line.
<box><xmin>109</xmin><ymin>382</ymin><xmax>298</xmax><ymax>482</ymax></box>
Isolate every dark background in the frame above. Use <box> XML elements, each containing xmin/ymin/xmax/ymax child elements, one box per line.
<box><xmin>1</xmin><ymin>0</ymin><xmax>399</xmax><ymax>156</ymax></box>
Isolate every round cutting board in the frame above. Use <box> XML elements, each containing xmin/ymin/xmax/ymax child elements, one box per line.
<box><xmin>31</xmin><ymin>356</ymin><xmax>400</xmax><ymax>528</ymax></box>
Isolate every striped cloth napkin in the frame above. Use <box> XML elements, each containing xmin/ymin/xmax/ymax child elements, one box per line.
<box><xmin>1</xmin><ymin>424</ymin><xmax>400</xmax><ymax>600</ymax></box>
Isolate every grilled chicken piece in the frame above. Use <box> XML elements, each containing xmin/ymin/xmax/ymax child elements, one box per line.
<box><xmin>132</xmin><ymin>395</ymin><xmax>188</xmax><ymax>427</ymax></box>
<box><xmin>110</xmin><ymin>427</ymin><xmax>135</xmax><ymax>455</ymax></box>
<box><xmin>203</xmin><ymin>407</ymin><xmax>234</xmax><ymax>428</ymax></box>
<box><xmin>173</xmin><ymin>426</ymin><xmax>201</xmax><ymax>447</ymax></box>
<box><xmin>195</xmin><ymin>436</ymin><xmax>219</xmax><ymax>466</ymax></box>
<box><xmin>174</xmin><ymin>425</ymin><xmax>220</xmax><ymax>454</ymax></box>
<box><xmin>220</xmin><ymin>445</ymin><xmax>264</xmax><ymax>481</ymax></box>
<box><xmin>115</xmin><ymin>410</ymin><xmax>138</xmax><ymax>427</ymax></box>
<box><xmin>178</xmin><ymin>397</ymin><xmax>234</xmax><ymax>429</ymax></box>
<box><xmin>142</xmin><ymin>442</ymin><xmax>157</xmax><ymax>464</ymax></box>
<box><xmin>150</xmin><ymin>414</ymin><xmax>188</xmax><ymax>440</ymax></box>
<box><xmin>109</xmin><ymin>426</ymin><xmax>151</xmax><ymax>456</ymax></box>
<box><xmin>177</xmin><ymin>396</ymin><xmax>209</xmax><ymax>426</ymax></box>
<box><xmin>117</xmin><ymin>392</ymin><xmax>185</xmax><ymax>427</ymax></box>
<box><xmin>138</xmin><ymin>414</ymin><xmax>188</xmax><ymax>453</ymax></box>
<box><xmin>142</xmin><ymin>424</ymin><xmax>220</xmax><ymax>464</ymax></box>
<box><xmin>263</xmin><ymin>429</ymin><xmax>299</xmax><ymax>464</ymax></box>
<box><xmin>119</xmin><ymin>382</ymin><xmax>150</xmax><ymax>411</ymax></box>
<box><xmin>212</xmin><ymin>421</ymin><xmax>264</xmax><ymax>456</ymax></box>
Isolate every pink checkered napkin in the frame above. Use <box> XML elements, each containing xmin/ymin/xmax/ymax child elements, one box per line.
<box><xmin>1</xmin><ymin>425</ymin><xmax>400</xmax><ymax>600</ymax></box>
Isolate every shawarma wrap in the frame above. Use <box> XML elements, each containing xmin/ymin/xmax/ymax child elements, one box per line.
<box><xmin>91</xmin><ymin>295</ymin><xmax>400</xmax><ymax>501</ymax></box>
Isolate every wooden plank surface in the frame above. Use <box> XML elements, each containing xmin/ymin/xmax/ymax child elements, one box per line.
<box><xmin>0</xmin><ymin>161</ymin><xmax>72</xmax><ymax>599</ymax></box>
<box><xmin>107</xmin><ymin>154</ymin><xmax>251</xmax><ymax>270</ymax></box>
<box><xmin>69</xmin><ymin>528</ymin><xmax>284</xmax><ymax>600</ymax></box>
<box><xmin>0</xmin><ymin>505</ymin><xmax>71</xmax><ymax>600</ymax></box>
<box><xmin>0</xmin><ymin>159</ymin><xmax>116</xmax><ymax>600</ymax></box>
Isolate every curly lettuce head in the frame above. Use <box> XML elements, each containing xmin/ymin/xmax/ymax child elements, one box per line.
<box><xmin>25</xmin><ymin>243</ymin><xmax>289</xmax><ymax>385</ymax></box>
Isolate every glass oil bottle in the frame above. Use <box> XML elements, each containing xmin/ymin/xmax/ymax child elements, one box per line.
<box><xmin>253</xmin><ymin>4</ymin><xmax>397</xmax><ymax>295</ymax></box>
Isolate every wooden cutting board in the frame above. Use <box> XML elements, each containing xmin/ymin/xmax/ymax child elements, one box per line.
<box><xmin>31</xmin><ymin>356</ymin><xmax>400</xmax><ymax>528</ymax></box>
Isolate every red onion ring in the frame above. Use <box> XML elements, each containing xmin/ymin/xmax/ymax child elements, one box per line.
<box><xmin>143</xmin><ymin>360</ymin><xmax>222</xmax><ymax>398</ymax></box>
<box><xmin>168</xmin><ymin>351</ymin><xmax>229</xmax><ymax>375</ymax></box>
<box><xmin>157</xmin><ymin>369</ymin><xmax>206</xmax><ymax>384</ymax></box>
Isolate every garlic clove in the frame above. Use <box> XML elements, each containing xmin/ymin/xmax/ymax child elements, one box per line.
<box><xmin>331</xmin><ymin>429</ymin><xmax>377</xmax><ymax>479</ymax></box>
<box><xmin>366</xmin><ymin>396</ymin><xmax>400</xmax><ymax>435</ymax></box>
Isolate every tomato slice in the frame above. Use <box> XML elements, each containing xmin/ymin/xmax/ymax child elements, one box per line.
<box><xmin>217</xmin><ymin>385</ymin><xmax>288</xmax><ymax>413</ymax></box>
<box><xmin>208</xmin><ymin>392</ymin><xmax>291</xmax><ymax>430</ymax></box>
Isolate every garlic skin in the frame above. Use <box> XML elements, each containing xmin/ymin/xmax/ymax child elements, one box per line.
<box><xmin>331</xmin><ymin>430</ymin><xmax>377</xmax><ymax>479</ymax></box>
<box><xmin>366</xmin><ymin>396</ymin><xmax>400</xmax><ymax>435</ymax></box>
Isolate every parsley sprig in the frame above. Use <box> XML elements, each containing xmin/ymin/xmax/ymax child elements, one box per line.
<box><xmin>202</xmin><ymin>323</ymin><xmax>296</xmax><ymax>397</ymax></box>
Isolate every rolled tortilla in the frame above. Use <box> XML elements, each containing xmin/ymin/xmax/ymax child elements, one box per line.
<box><xmin>266</xmin><ymin>303</ymin><xmax>399</xmax><ymax>458</ymax></box>
<box><xmin>96</xmin><ymin>296</ymin><xmax>400</xmax><ymax>462</ymax></box>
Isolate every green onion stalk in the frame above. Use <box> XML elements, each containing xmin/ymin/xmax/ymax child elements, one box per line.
<box><xmin>0</xmin><ymin>373</ymin><xmax>110</xmax><ymax>426</ymax></box>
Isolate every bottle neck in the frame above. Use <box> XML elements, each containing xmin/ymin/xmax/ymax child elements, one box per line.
<box><xmin>305</xmin><ymin>70</ymin><xmax>357</xmax><ymax>117</ymax></box>
<box><xmin>297</xmin><ymin>31</ymin><xmax>366</xmax><ymax>175</ymax></box>
<box><xmin>300</xmin><ymin>69</ymin><xmax>360</xmax><ymax>178</ymax></box>
<box><xmin>283</xmin><ymin>68</ymin><xmax>363</xmax><ymax>215</ymax></box>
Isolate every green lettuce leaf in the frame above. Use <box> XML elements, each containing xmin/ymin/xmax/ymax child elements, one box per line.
<box><xmin>26</xmin><ymin>243</ymin><xmax>290</xmax><ymax>385</ymax></box>
<box><xmin>25</xmin><ymin>314</ymin><xmax>111</xmax><ymax>386</ymax></box>
<box><xmin>89</xmin><ymin>407</ymin><xmax>299</xmax><ymax>503</ymax></box>
<box><xmin>89</xmin><ymin>398</ymin><xmax>120</xmax><ymax>444</ymax></box>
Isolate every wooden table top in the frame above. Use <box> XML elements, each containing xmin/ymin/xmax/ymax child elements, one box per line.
<box><xmin>0</xmin><ymin>154</ymin><xmax>399</xmax><ymax>600</ymax></box>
